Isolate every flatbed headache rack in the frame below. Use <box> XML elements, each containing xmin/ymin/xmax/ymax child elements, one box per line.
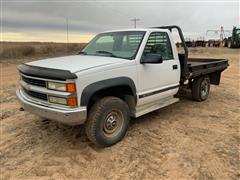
<box><xmin>152</xmin><ymin>25</ymin><xmax>190</xmax><ymax>79</ymax></box>
<box><xmin>152</xmin><ymin>25</ymin><xmax>229</xmax><ymax>82</ymax></box>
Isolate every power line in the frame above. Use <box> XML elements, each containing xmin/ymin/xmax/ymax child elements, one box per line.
<box><xmin>131</xmin><ymin>18</ymin><xmax>140</xmax><ymax>28</ymax></box>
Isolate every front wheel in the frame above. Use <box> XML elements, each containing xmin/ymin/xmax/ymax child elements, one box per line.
<box><xmin>85</xmin><ymin>97</ymin><xmax>130</xmax><ymax>147</ymax></box>
<box><xmin>192</xmin><ymin>76</ymin><xmax>210</xmax><ymax>101</ymax></box>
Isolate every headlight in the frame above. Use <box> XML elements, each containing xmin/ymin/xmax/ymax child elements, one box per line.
<box><xmin>47</xmin><ymin>82</ymin><xmax>76</xmax><ymax>92</ymax></box>
<box><xmin>48</xmin><ymin>82</ymin><xmax>66</xmax><ymax>91</ymax></box>
<box><xmin>49</xmin><ymin>96</ymin><xmax>77</xmax><ymax>107</ymax></box>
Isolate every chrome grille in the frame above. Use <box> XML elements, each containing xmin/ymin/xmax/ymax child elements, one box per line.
<box><xmin>21</xmin><ymin>75</ymin><xmax>46</xmax><ymax>87</ymax></box>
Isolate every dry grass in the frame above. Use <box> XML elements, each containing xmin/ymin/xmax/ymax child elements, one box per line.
<box><xmin>0</xmin><ymin>42</ymin><xmax>87</xmax><ymax>59</ymax></box>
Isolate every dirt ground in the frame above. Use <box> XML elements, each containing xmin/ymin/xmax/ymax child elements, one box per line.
<box><xmin>0</xmin><ymin>47</ymin><xmax>239</xmax><ymax>180</ymax></box>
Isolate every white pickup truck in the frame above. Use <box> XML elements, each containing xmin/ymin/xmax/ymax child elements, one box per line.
<box><xmin>17</xmin><ymin>26</ymin><xmax>228</xmax><ymax>147</ymax></box>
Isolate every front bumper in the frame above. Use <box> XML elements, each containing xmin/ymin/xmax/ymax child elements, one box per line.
<box><xmin>16</xmin><ymin>89</ymin><xmax>87</xmax><ymax>125</ymax></box>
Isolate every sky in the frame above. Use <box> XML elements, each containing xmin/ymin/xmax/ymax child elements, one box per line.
<box><xmin>1</xmin><ymin>0</ymin><xmax>239</xmax><ymax>43</ymax></box>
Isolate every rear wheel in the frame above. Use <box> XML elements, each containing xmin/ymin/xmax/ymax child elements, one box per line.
<box><xmin>192</xmin><ymin>76</ymin><xmax>210</xmax><ymax>101</ymax></box>
<box><xmin>85</xmin><ymin>97</ymin><xmax>130</xmax><ymax>147</ymax></box>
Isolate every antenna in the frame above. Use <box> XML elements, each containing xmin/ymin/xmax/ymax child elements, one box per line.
<box><xmin>131</xmin><ymin>18</ymin><xmax>140</xmax><ymax>28</ymax></box>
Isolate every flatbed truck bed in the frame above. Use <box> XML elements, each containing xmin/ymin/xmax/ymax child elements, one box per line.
<box><xmin>188</xmin><ymin>58</ymin><xmax>229</xmax><ymax>78</ymax></box>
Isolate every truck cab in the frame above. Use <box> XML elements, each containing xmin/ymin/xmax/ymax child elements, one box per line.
<box><xmin>16</xmin><ymin>26</ymin><xmax>228</xmax><ymax>147</ymax></box>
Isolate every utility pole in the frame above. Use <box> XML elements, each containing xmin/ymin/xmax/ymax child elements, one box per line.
<box><xmin>66</xmin><ymin>17</ymin><xmax>69</xmax><ymax>51</ymax></box>
<box><xmin>131</xmin><ymin>18</ymin><xmax>140</xmax><ymax>28</ymax></box>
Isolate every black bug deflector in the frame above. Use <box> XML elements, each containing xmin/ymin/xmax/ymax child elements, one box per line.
<box><xmin>18</xmin><ymin>64</ymin><xmax>77</xmax><ymax>81</ymax></box>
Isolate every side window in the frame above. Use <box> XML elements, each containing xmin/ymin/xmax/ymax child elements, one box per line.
<box><xmin>143</xmin><ymin>32</ymin><xmax>173</xmax><ymax>60</ymax></box>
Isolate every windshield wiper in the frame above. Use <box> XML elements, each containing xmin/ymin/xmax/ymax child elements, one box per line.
<box><xmin>78</xmin><ymin>51</ymin><xmax>88</xmax><ymax>55</ymax></box>
<box><xmin>95</xmin><ymin>50</ymin><xmax>118</xmax><ymax>58</ymax></box>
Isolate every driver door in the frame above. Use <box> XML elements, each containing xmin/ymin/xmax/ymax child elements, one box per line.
<box><xmin>137</xmin><ymin>31</ymin><xmax>180</xmax><ymax>105</ymax></box>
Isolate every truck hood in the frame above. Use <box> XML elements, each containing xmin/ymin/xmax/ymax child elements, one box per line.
<box><xmin>27</xmin><ymin>55</ymin><xmax>126</xmax><ymax>73</ymax></box>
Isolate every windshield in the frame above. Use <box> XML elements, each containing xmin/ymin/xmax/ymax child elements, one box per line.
<box><xmin>81</xmin><ymin>31</ymin><xmax>146</xmax><ymax>60</ymax></box>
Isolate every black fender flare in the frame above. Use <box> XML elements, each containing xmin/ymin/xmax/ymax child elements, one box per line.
<box><xmin>80</xmin><ymin>77</ymin><xmax>137</xmax><ymax>106</ymax></box>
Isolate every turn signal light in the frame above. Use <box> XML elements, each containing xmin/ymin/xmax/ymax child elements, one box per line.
<box><xmin>66</xmin><ymin>83</ymin><xmax>76</xmax><ymax>92</ymax></box>
<box><xmin>67</xmin><ymin>97</ymin><xmax>77</xmax><ymax>106</ymax></box>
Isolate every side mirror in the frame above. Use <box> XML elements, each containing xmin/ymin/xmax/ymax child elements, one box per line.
<box><xmin>141</xmin><ymin>53</ymin><xmax>163</xmax><ymax>64</ymax></box>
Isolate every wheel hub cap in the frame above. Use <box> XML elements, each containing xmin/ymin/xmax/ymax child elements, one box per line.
<box><xmin>106</xmin><ymin>115</ymin><xmax>117</xmax><ymax>130</ymax></box>
<box><xmin>103</xmin><ymin>110</ymin><xmax>124</xmax><ymax>137</ymax></box>
<box><xmin>201</xmin><ymin>80</ymin><xmax>209</xmax><ymax>97</ymax></box>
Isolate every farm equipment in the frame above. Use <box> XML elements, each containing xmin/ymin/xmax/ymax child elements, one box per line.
<box><xmin>207</xmin><ymin>39</ymin><xmax>221</xmax><ymax>47</ymax></box>
<box><xmin>206</xmin><ymin>26</ymin><xmax>231</xmax><ymax>47</ymax></box>
<box><xmin>223</xmin><ymin>27</ymin><xmax>240</xmax><ymax>48</ymax></box>
<box><xmin>185</xmin><ymin>40</ymin><xmax>194</xmax><ymax>47</ymax></box>
<box><xmin>194</xmin><ymin>40</ymin><xmax>207</xmax><ymax>47</ymax></box>
<box><xmin>177</xmin><ymin>37</ymin><xmax>207</xmax><ymax>48</ymax></box>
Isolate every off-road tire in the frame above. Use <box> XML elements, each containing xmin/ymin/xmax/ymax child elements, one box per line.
<box><xmin>85</xmin><ymin>96</ymin><xmax>130</xmax><ymax>147</ymax></box>
<box><xmin>192</xmin><ymin>76</ymin><xmax>210</xmax><ymax>101</ymax></box>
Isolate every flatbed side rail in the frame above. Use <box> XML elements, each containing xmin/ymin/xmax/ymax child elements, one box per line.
<box><xmin>188</xmin><ymin>59</ymin><xmax>229</xmax><ymax>77</ymax></box>
<box><xmin>188</xmin><ymin>58</ymin><xmax>228</xmax><ymax>63</ymax></box>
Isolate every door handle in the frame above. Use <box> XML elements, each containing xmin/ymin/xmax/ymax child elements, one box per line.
<box><xmin>172</xmin><ymin>65</ymin><xmax>178</xmax><ymax>70</ymax></box>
